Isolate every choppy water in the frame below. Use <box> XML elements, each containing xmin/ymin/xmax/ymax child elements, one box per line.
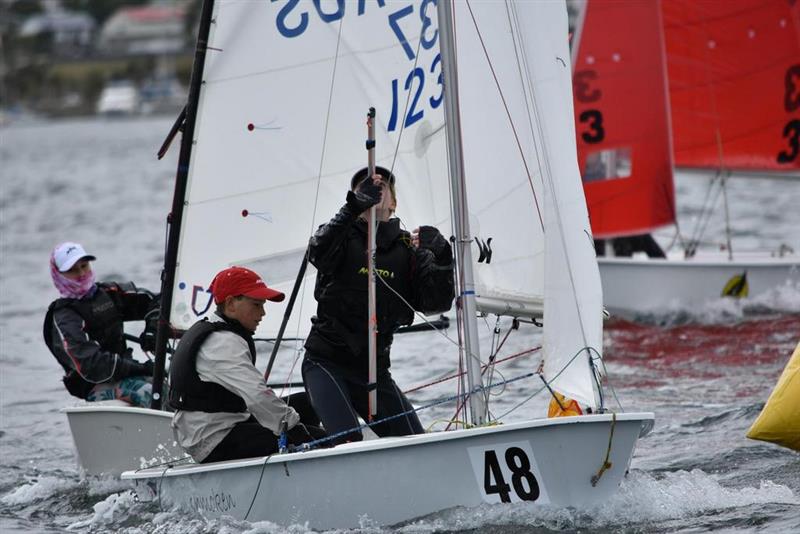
<box><xmin>1</xmin><ymin>117</ymin><xmax>799</xmax><ymax>533</ymax></box>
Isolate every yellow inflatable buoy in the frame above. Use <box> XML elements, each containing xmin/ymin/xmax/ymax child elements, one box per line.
<box><xmin>746</xmin><ymin>341</ymin><xmax>800</xmax><ymax>452</ymax></box>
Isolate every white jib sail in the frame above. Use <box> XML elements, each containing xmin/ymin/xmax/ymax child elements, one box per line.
<box><xmin>525</xmin><ymin>1</ymin><xmax>603</xmax><ymax>410</ymax></box>
<box><xmin>172</xmin><ymin>1</ymin><xmax>450</xmax><ymax>339</ymax></box>
<box><xmin>452</xmin><ymin>0</ymin><xmax>603</xmax><ymax>410</ymax></box>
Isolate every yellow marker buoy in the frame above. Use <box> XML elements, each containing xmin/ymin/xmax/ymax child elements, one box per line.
<box><xmin>746</xmin><ymin>341</ymin><xmax>800</xmax><ymax>452</ymax></box>
<box><xmin>722</xmin><ymin>271</ymin><xmax>749</xmax><ymax>298</ymax></box>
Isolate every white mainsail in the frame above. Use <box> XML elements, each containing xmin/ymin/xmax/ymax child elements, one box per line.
<box><xmin>172</xmin><ymin>1</ymin><xmax>450</xmax><ymax>338</ymax></box>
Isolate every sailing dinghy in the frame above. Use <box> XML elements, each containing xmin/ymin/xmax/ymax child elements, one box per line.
<box><xmin>121</xmin><ymin>0</ymin><xmax>654</xmax><ymax>527</ymax></box>
<box><xmin>572</xmin><ymin>0</ymin><xmax>800</xmax><ymax>317</ymax></box>
<box><xmin>61</xmin><ymin>402</ymin><xmax>179</xmax><ymax>476</ymax></box>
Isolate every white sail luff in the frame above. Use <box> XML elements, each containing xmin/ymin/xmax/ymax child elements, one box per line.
<box><xmin>518</xmin><ymin>1</ymin><xmax>603</xmax><ymax>409</ymax></box>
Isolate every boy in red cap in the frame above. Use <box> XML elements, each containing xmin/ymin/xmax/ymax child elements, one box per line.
<box><xmin>170</xmin><ymin>266</ymin><xmax>322</xmax><ymax>463</ymax></box>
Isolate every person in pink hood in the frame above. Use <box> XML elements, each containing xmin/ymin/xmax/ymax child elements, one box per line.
<box><xmin>43</xmin><ymin>242</ymin><xmax>158</xmax><ymax>407</ymax></box>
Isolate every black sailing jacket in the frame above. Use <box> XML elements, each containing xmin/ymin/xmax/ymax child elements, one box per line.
<box><xmin>304</xmin><ymin>195</ymin><xmax>454</xmax><ymax>372</ymax></box>
<box><xmin>43</xmin><ymin>282</ymin><xmax>157</xmax><ymax>398</ymax></box>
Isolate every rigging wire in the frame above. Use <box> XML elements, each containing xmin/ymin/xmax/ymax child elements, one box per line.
<box><xmin>444</xmin><ymin>323</ymin><xmax>528</xmax><ymax>430</ymax></box>
<box><xmin>686</xmin><ymin>171</ymin><xmax>727</xmax><ymax>256</ymax></box>
<box><xmin>373</xmin><ymin>273</ymin><xmax>536</xmax><ymax>419</ymax></box>
<box><xmin>388</xmin><ymin>29</ymin><xmax>425</xmax><ymax>186</ymax></box>
<box><xmin>661</xmin><ymin>181</ymin><xmax>690</xmax><ymax>254</ymax></box>
<box><xmin>597</xmin><ymin>351</ymin><xmax>625</xmax><ymax>412</ymax></box>
<box><xmin>403</xmin><ymin>346</ymin><xmax>540</xmax><ymax>394</ymax></box>
<box><xmin>495</xmin><ymin>345</ymin><xmax>591</xmax><ymax>420</ymax></box>
<box><xmin>243</xmin><ymin>454</ymin><xmax>273</xmax><ymax>521</ymax></box>
<box><xmin>485</xmin><ymin>316</ymin><xmax>502</xmax><ymax>391</ymax></box>
<box><xmin>297</xmin><ymin>340</ymin><xmax>598</xmax><ymax>449</ymax></box>
<box><xmin>300</xmin><ymin>369</ymin><xmax>539</xmax><ymax>449</ymax></box>
<box><xmin>275</xmin><ymin>15</ymin><xmax>348</xmax><ymax>399</ymax></box>
<box><xmin>465</xmin><ymin>0</ymin><xmax>544</xmax><ymax>230</ymax></box>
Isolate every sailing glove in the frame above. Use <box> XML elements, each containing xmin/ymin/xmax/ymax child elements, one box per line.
<box><xmin>346</xmin><ymin>177</ymin><xmax>383</xmax><ymax>212</ymax></box>
<box><xmin>139</xmin><ymin>307</ymin><xmax>162</xmax><ymax>352</ymax></box>
<box><xmin>417</xmin><ymin>226</ymin><xmax>452</xmax><ymax>265</ymax></box>
<box><xmin>141</xmin><ymin>359</ymin><xmax>155</xmax><ymax>376</ymax></box>
<box><xmin>113</xmin><ymin>356</ymin><xmax>155</xmax><ymax>379</ymax></box>
<box><xmin>286</xmin><ymin>422</ymin><xmax>315</xmax><ymax>446</ymax></box>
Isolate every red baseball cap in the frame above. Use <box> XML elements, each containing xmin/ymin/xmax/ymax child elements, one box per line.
<box><xmin>209</xmin><ymin>266</ymin><xmax>285</xmax><ymax>304</ymax></box>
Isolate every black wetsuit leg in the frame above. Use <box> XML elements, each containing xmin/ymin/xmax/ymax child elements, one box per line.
<box><xmin>302</xmin><ymin>356</ymin><xmax>363</xmax><ymax>444</ymax></box>
<box><xmin>369</xmin><ymin>371</ymin><xmax>423</xmax><ymax>438</ymax></box>
<box><xmin>202</xmin><ymin>416</ymin><xmax>278</xmax><ymax>463</ymax></box>
<box><xmin>302</xmin><ymin>355</ymin><xmax>423</xmax><ymax>444</ymax></box>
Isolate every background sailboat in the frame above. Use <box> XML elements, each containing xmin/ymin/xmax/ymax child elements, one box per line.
<box><xmin>571</xmin><ymin>0</ymin><xmax>800</xmax><ymax>317</ymax></box>
<box><xmin>665</xmin><ymin>0</ymin><xmax>800</xmax><ymax>175</ymax></box>
<box><xmin>121</xmin><ymin>0</ymin><xmax>653</xmax><ymax>527</ymax></box>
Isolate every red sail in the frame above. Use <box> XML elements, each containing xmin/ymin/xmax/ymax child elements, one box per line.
<box><xmin>664</xmin><ymin>0</ymin><xmax>800</xmax><ymax>172</ymax></box>
<box><xmin>573</xmin><ymin>0</ymin><xmax>675</xmax><ymax>238</ymax></box>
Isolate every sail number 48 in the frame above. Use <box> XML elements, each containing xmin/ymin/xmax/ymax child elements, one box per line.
<box><xmin>484</xmin><ymin>448</ymin><xmax>540</xmax><ymax>502</ymax></box>
<box><xmin>469</xmin><ymin>441</ymin><xmax>548</xmax><ymax>504</ymax></box>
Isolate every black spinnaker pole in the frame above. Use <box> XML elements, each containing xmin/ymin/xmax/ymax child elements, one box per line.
<box><xmin>150</xmin><ymin>0</ymin><xmax>215</xmax><ymax>410</ymax></box>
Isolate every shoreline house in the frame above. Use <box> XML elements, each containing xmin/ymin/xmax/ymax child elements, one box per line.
<box><xmin>96</xmin><ymin>4</ymin><xmax>188</xmax><ymax>56</ymax></box>
<box><xmin>18</xmin><ymin>9</ymin><xmax>96</xmax><ymax>58</ymax></box>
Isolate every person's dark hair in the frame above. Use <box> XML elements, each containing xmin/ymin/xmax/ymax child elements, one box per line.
<box><xmin>215</xmin><ymin>295</ymin><xmax>246</xmax><ymax>315</ymax></box>
<box><xmin>350</xmin><ymin>166</ymin><xmax>396</xmax><ymax>190</ymax></box>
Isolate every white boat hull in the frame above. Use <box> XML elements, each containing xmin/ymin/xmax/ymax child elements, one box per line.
<box><xmin>123</xmin><ymin>413</ymin><xmax>653</xmax><ymax>529</ymax></box>
<box><xmin>62</xmin><ymin>402</ymin><xmax>185</xmax><ymax>476</ymax></box>
<box><xmin>598</xmin><ymin>254</ymin><xmax>799</xmax><ymax>316</ymax></box>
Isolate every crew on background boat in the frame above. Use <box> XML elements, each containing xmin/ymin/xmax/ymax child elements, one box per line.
<box><xmin>43</xmin><ymin>242</ymin><xmax>158</xmax><ymax>407</ymax></box>
<box><xmin>169</xmin><ymin>266</ymin><xmax>324</xmax><ymax>463</ymax></box>
<box><xmin>594</xmin><ymin>234</ymin><xmax>666</xmax><ymax>258</ymax></box>
<box><xmin>302</xmin><ymin>167</ymin><xmax>455</xmax><ymax>444</ymax></box>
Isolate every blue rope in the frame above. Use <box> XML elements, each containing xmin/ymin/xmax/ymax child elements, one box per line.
<box><xmin>287</xmin><ymin>344</ymin><xmax>604</xmax><ymax>452</ymax></box>
<box><xmin>290</xmin><ymin>370</ymin><xmax>537</xmax><ymax>452</ymax></box>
